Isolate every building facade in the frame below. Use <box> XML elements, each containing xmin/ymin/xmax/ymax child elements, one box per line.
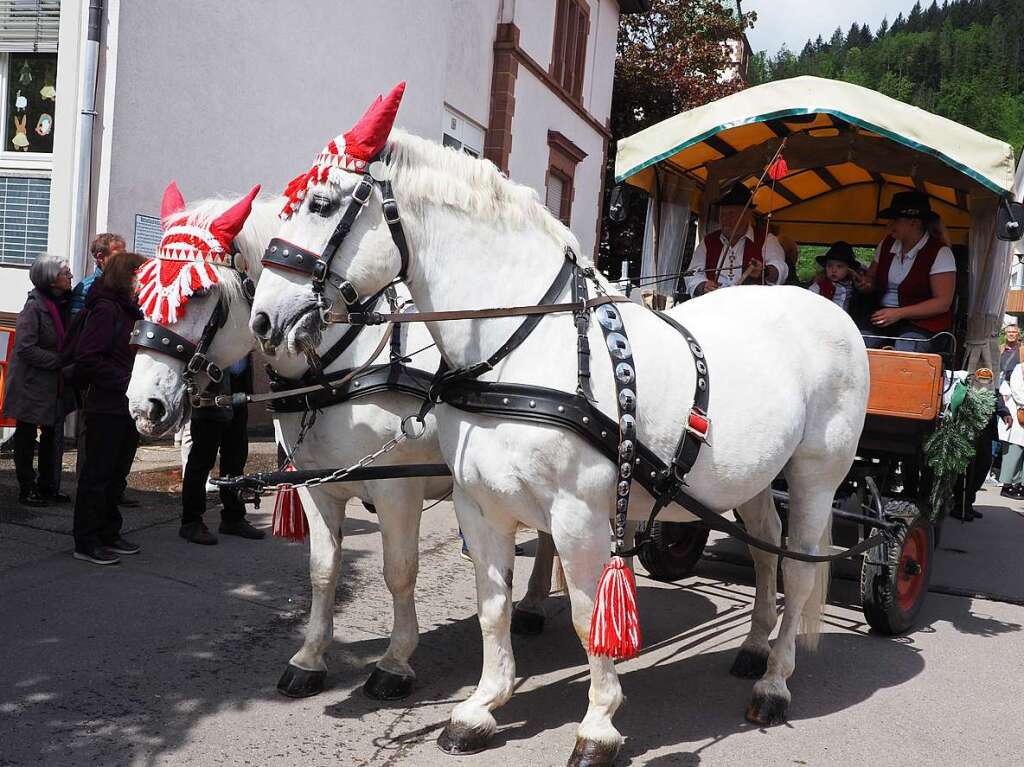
<box><xmin>0</xmin><ymin>0</ymin><xmax>648</xmax><ymax>320</ymax></box>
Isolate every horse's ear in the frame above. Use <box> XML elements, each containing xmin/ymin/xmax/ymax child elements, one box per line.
<box><xmin>161</xmin><ymin>181</ymin><xmax>186</xmax><ymax>227</ymax></box>
<box><xmin>210</xmin><ymin>184</ymin><xmax>261</xmax><ymax>242</ymax></box>
<box><xmin>343</xmin><ymin>81</ymin><xmax>406</xmax><ymax>160</ymax></box>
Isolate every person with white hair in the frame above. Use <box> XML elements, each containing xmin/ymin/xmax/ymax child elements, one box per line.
<box><xmin>2</xmin><ymin>254</ymin><xmax>76</xmax><ymax>506</ymax></box>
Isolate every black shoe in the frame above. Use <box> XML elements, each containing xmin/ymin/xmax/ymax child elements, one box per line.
<box><xmin>950</xmin><ymin>507</ymin><xmax>974</xmax><ymax>522</ymax></box>
<box><xmin>118</xmin><ymin>494</ymin><xmax>141</xmax><ymax>508</ymax></box>
<box><xmin>179</xmin><ymin>522</ymin><xmax>217</xmax><ymax>545</ymax></box>
<box><xmin>1000</xmin><ymin>485</ymin><xmax>1018</xmax><ymax>498</ymax></box>
<box><xmin>18</xmin><ymin>489</ymin><xmax>49</xmax><ymax>507</ymax></box>
<box><xmin>970</xmin><ymin>507</ymin><xmax>983</xmax><ymax>519</ymax></box>
<box><xmin>106</xmin><ymin>536</ymin><xmax>140</xmax><ymax>555</ymax></box>
<box><xmin>219</xmin><ymin>520</ymin><xmax>266</xmax><ymax>540</ymax></box>
<box><xmin>73</xmin><ymin>546</ymin><xmax>121</xmax><ymax>565</ymax></box>
<box><xmin>42</xmin><ymin>491</ymin><xmax>71</xmax><ymax>504</ymax></box>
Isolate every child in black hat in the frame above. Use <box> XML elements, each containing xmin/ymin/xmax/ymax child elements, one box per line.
<box><xmin>809</xmin><ymin>241</ymin><xmax>865</xmax><ymax>319</ymax></box>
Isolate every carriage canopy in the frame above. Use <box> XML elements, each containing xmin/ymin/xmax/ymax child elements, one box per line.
<box><xmin>615</xmin><ymin>75</ymin><xmax>1017</xmax><ymax>248</ymax></box>
<box><xmin>614</xmin><ymin>75</ymin><xmax>1021</xmax><ymax>376</ymax></box>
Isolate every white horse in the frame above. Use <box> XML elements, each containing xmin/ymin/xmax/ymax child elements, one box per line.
<box><xmin>127</xmin><ymin>192</ymin><xmax>559</xmax><ymax>702</ymax></box>
<box><xmin>250</xmin><ymin>128</ymin><xmax>870</xmax><ymax>766</ymax></box>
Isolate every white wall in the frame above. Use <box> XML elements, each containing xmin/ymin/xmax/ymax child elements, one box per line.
<box><xmin>508</xmin><ymin>71</ymin><xmax>606</xmax><ymax>257</ymax></box>
<box><xmin>445</xmin><ymin>0</ymin><xmax>499</xmax><ymax>128</ymax></box>
<box><xmin>99</xmin><ymin>0</ymin><xmax>457</xmax><ymax>241</ymax></box>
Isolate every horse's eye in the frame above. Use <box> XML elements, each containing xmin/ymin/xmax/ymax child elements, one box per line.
<box><xmin>309</xmin><ymin>193</ymin><xmax>335</xmax><ymax>217</ymax></box>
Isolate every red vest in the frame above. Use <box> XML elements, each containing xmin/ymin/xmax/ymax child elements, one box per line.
<box><xmin>814</xmin><ymin>276</ymin><xmax>836</xmax><ymax>300</ymax></box>
<box><xmin>704</xmin><ymin>230</ymin><xmax>766</xmax><ymax>282</ymax></box>
<box><xmin>875</xmin><ymin>235</ymin><xmax>951</xmax><ymax>333</ymax></box>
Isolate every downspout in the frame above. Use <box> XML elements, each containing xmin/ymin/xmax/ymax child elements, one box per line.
<box><xmin>71</xmin><ymin>0</ymin><xmax>103</xmax><ymax>279</ymax></box>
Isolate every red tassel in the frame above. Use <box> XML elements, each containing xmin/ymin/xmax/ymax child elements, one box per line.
<box><xmin>768</xmin><ymin>155</ymin><xmax>789</xmax><ymax>181</ymax></box>
<box><xmin>588</xmin><ymin>556</ymin><xmax>641</xmax><ymax>659</ymax></box>
<box><xmin>271</xmin><ymin>465</ymin><xmax>308</xmax><ymax>541</ymax></box>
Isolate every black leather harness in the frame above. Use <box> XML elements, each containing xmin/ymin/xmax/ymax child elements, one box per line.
<box><xmin>250</xmin><ymin>155</ymin><xmax>894</xmax><ymax>564</ymax></box>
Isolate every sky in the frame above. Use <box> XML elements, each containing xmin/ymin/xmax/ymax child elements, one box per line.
<box><xmin>743</xmin><ymin>0</ymin><xmax>926</xmax><ymax>56</ymax></box>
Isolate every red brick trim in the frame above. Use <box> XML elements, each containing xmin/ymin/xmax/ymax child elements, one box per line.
<box><xmin>485</xmin><ymin>23</ymin><xmax>520</xmax><ymax>174</ymax></box>
<box><xmin>547</xmin><ymin>131</ymin><xmax>587</xmax><ymax>226</ymax></box>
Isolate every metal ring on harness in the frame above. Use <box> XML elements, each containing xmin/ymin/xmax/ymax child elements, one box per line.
<box><xmin>401</xmin><ymin>414</ymin><xmax>427</xmax><ymax>439</ymax></box>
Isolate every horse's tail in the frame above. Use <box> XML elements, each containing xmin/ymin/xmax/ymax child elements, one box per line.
<box><xmin>799</xmin><ymin>517</ymin><xmax>832</xmax><ymax>651</ymax></box>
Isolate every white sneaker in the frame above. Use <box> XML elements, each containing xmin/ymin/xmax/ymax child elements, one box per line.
<box><xmin>205</xmin><ymin>479</ymin><xmax>218</xmax><ymax>493</ymax></box>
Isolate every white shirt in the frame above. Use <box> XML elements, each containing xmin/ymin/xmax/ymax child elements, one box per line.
<box><xmin>684</xmin><ymin>226</ymin><xmax>788</xmax><ymax>296</ymax></box>
<box><xmin>873</xmin><ymin>234</ymin><xmax>956</xmax><ymax>309</ymax></box>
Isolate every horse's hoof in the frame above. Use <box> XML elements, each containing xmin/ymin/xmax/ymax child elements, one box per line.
<box><xmin>363</xmin><ymin>667</ymin><xmax>414</xmax><ymax>700</ymax></box>
<box><xmin>276</xmin><ymin>664</ymin><xmax>326</xmax><ymax>698</ymax></box>
<box><xmin>511</xmin><ymin>608</ymin><xmax>545</xmax><ymax>636</ymax></box>
<box><xmin>729</xmin><ymin>649</ymin><xmax>768</xmax><ymax>679</ymax></box>
<box><xmin>745</xmin><ymin>692</ymin><xmax>789</xmax><ymax>726</ymax></box>
<box><xmin>567</xmin><ymin>737</ymin><xmax>620</xmax><ymax>767</ymax></box>
<box><xmin>436</xmin><ymin>721</ymin><xmax>492</xmax><ymax>755</ymax></box>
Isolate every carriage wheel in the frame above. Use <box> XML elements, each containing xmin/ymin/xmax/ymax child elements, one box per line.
<box><xmin>635</xmin><ymin>522</ymin><xmax>710</xmax><ymax>582</ymax></box>
<box><xmin>860</xmin><ymin>500</ymin><xmax>934</xmax><ymax>635</ymax></box>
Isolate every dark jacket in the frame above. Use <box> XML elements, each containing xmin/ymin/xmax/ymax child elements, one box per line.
<box><xmin>2</xmin><ymin>288</ymin><xmax>74</xmax><ymax>425</ymax></box>
<box><xmin>192</xmin><ymin>355</ymin><xmax>254</xmax><ymax>423</ymax></box>
<box><xmin>75</xmin><ymin>281</ymin><xmax>142</xmax><ymax>416</ymax></box>
<box><xmin>1000</xmin><ymin>344</ymin><xmax>1020</xmax><ymax>383</ymax></box>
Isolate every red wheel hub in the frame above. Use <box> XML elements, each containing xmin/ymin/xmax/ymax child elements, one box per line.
<box><xmin>896</xmin><ymin>526</ymin><xmax>928</xmax><ymax>613</ymax></box>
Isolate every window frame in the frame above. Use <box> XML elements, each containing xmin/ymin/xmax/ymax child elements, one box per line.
<box><xmin>442</xmin><ymin>105</ymin><xmax>486</xmax><ymax>158</ymax></box>
<box><xmin>550</xmin><ymin>0</ymin><xmax>590</xmax><ymax>103</ymax></box>
<box><xmin>545</xmin><ymin>130</ymin><xmax>588</xmax><ymax>227</ymax></box>
<box><xmin>0</xmin><ymin>51</ymin><xmax>55</xmax><ymax>165</ymax></box>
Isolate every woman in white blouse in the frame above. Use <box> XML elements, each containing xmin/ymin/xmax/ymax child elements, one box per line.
<box><xmin>854</xmin><ymin>191</ymin><xmax>956</xmax><ymax>353</ymax></box>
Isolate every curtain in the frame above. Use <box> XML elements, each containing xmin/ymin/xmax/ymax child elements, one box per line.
<box><xmin>639</xmin><ymin>174</ymin><xmax>693</xmax><ymax>301</ymax></box>
<box><xmin>964</xmin><ymin>194</ymin><xmax>1012</xmax><ymax>379</ymax></box>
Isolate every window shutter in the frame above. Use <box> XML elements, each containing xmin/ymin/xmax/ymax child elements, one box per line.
<box><xmin>0</xmin><ymin>175</ymin><xmax>51</xmax><ymax>267</ymax></box>
<box><xmin>545</xmin><ymin>173</ymin><xmax>564</xmax><ymax>220</ymax></box>
<box><xmin>0</xmin><ymin>1</ymin><xmax>61</xmax><ymax>54</ymax></box>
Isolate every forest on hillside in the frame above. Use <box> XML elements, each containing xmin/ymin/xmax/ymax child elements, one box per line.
<box><xmin>748</xmin><ymin>0</ymin><xmax>1024</xmax><ymax>153</ymax></box>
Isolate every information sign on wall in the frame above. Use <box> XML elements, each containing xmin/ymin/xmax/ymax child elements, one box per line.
<box><xmin>133</xmin><ymin>213</ymin><xmax>162</xmax><ymax>257</ymax></box>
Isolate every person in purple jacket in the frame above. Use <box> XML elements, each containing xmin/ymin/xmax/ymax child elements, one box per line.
<box><xmin>71</xmin><ymin>251</ymin><xmax>145</xmax><ymax>565</ymax></box>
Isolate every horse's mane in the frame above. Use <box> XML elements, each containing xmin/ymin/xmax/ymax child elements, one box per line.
<box><xmin>178</xmin><ymin>195</ymin><xmax>284</xmax><ymax>309</ymax></box>
<box><xmin>385</xmin><ymin>129</ymin><xmax>588</xmax><ymax>263</ymax></box>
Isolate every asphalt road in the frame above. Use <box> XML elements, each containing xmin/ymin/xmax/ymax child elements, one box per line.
<box><xmin>1</xmin><ymin>466</ymin><xmax>1023</xmax><ymax>767</ymax></box>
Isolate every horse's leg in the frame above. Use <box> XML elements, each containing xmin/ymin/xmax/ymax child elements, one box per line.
<box><xmin>511</xmin><ymin>531</ymin><xmax>556</xmax><ymax>635</ymax></box>
<box><xmin>731</xmin><ymin>489</ymin><xmax>782</xmax><ymax>679</ymax></box>
<box><xmin>747</xmin><ymin>469</ymin><xmax>833</xmax><ymax>725</ymax></box>
<box><xmin>278</xmin><ymin>486</ymin><xmax>345</xmax><ymax>698</ymax></box>
<box><xmin>553</xmin><ymin>500</ymin><xmax>624</xmax><ymax>767</ymax></box>
<box><xmin>438</xmin><ymin>485</ymin><xmax>518</xmax><ymax>755</ymax></box>
<box><xmin>362</xmin><ymin>478</ymin><xmax>424</xmax><ymax>700</ymax></box>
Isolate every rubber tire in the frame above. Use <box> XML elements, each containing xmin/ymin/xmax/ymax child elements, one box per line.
<box><xmin>636</xmin><ymin>522</ymin><xmax>710</xmax><ymax>583</ymax></box>
<box><xmin>860</xmin><ymin>500</ymin><xmax>934</xmax><ymax>635</ymax></box>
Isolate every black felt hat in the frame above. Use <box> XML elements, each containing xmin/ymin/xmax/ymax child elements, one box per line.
<box><xmin>878</xmin><ymin>190</ymin><xmax>938</xmax><ymax>222</ymax></box>
<box><xmin>715</xmin><ymin>183</ymin><xmax>754</xmax><ymax>208</ymax></box>
<box><xmin>815</xmin><ymin>241</ymin><xmax>861</xmax><ymax>270</ymax></box>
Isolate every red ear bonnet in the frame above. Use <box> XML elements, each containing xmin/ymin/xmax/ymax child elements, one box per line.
<box><xmin>161</xmin><ymin>181</ymin><xmax>186</xmax><ymax>227</ymax></box>
<box><xmin>279</xmin><ymin>82</ymin><xmax>406</xmax><ymax>219</ymax></box>
<box><xmin>137</xmin><ymin>184</ymin><xmax>262</xmax><ymax>325</ymax></box>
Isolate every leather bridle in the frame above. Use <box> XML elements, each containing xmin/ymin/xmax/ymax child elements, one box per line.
<box><xmin>130</xmin><ymin>256</ymin><xmax>255</xmax><ymax>406</ymax></box>
<box><xmin>260</xmin><ymin>160</ymin><xmax>411</xmax><ymax>326</ymax></box>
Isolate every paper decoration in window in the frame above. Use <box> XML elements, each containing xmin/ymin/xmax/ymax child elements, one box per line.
<box><xmin>35</xmin><ymin>113</ymin><xmax>51</xmax><ymax>136</ymax></box>
<box><xmin>14</xmin><ymin>90</ymin><xmax>26</xmax><ymax>111</ymax></box>
<box><xmin>12</xmin><ymin>115</ymin><xmax>28</xmax><ymax>150</ymax></box>
<box><xmin>18</xmin><ymin>61</ymin><xmax>32</xmax><ymax>85</ymax></box>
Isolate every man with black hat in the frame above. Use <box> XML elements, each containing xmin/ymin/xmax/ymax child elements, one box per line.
<box><xmin>854</xmin><ymin>190</ymin><xmax>957</xmax><ymax>352</ymax></box>
<box><xmin>683</xmin><ymin>183</ymin><xmax>789</xmax><ymax>298</ymax></box>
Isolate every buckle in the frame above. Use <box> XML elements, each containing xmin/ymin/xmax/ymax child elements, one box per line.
<box><xmin>382</xmin><ymin>198</ymin><xmax>401</xmax><ymax>225</ymax></box>
<box><xmin>338</xmin><ymin>281</ymin><xmax>361</xmax><ymax>306</ymax></box>
<box><xmin>685</xmin><ymin>409</ymin><xmax>710</xmax><ymax>444</ymax></box>
<box><xmin>207</xmin><ymin>363</ymin><xmax>224</xmax><ymax>383</ymax></box>
<box><xmin>186</xmin><ymin>353</ymin><xmax>208</xmax><ymax>374</ymax></box>
<box><xmin>352</xmin><ymin>178</ymin><xmax>373</xmax><ymax>206</ymax></box>
<box><xmin>312</xmin><ymin>260</ymin><xmax>328</xmax><ymax>282</ymax></box>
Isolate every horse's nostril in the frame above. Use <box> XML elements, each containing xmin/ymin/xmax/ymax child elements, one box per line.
<box><xmin>252</xmin><ymin>312</ymin><xmax>271</xmax><ymax>338</ymax></box>
<box><xmin>148</xmin><ymin>398</ymin><xmax>166</xmax><ymax>423</ymax></box>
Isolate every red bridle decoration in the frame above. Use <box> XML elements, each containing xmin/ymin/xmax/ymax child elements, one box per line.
<box><xmin>137</xmin><ymin>182</ymin><xmax>260</xmax><ymax>324</ymax></box>
<box><xmin>279</xmin><ymin>81</ymin><xmax>406</xmax><ymax>220</ymax></box>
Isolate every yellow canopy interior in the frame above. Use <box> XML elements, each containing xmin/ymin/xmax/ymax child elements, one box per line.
<box><xmin>616</xmin><ymin>77</ymin><xmax>1018</xmax><ymax>248</ymax></box>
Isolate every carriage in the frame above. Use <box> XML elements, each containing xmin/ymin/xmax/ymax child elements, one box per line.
<box><xmin>611</xmin><ymin>75</ymin><xmax>1024</xmax><ymax>634</ymax></box>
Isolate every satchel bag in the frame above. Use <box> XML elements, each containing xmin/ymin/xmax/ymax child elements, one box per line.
<box><xmin>1016</xmin><ymin>407</ymin><xmax>1024</xmax><ymax>427</ymax></box>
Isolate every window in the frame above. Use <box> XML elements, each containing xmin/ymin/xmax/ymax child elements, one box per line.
<box><xmin>551</xmin><ymin>0</ymin><xmax>589</xmax><ymax>101</ymax></box>
<box><xmin>442</xmin><ymin>107</ymin><xmax>485</xmax><ymax>158</ymax></box>
<box><xmin>0</xmin><ymin>173</ymin><xmax>49</xmax><ymax>266</ymax></box>
<box><xmin>545</xmin><ymin>170</ymin><xmax>569</xmax><ymax>224</ymax></box>
<box><xmin>545</xmin><ymin>131</ymin><xmax>587</xmax><ymax>226</ymax></box>
<box><xmin>4</xmin><ymin>52</ymin><xmax>56</xmax><ymax>154</ymax></box>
